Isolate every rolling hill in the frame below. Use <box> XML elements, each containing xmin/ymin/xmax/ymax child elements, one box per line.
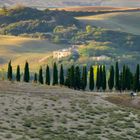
<box><xmin>0</xmin><ymin>0</ymin><xmax>140</xmax><ymax>8</ymax></box>
<box><xmin>0</xmin><ymin>81</ymin><xmax>140</xmax><ymax>140</ymax></box>
<box><xmin>0</xmin><ymin>35</ymin><xmax>70</xmax><ymax>72</ymax></box>
<box><xmin>0</xmin><ymin>7</ymin><xmax>79</xmax><ymax>36</ymax></box>
<box><xmin>53</xmin><ymin>6</ymin><xmax>140</xmax><ymax>12</ymax></box>
<box><xmin>76</xmin><ymin>11</ymin><xmax>140</xmax><ymax>35</ymax></box>
<box><xmin>0</xmin><ymin>6</ymin><xmax>140</xmax><ymax>70</ymax></box>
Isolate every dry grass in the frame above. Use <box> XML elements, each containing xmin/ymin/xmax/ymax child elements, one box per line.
<box><xmin>0</xmin><ymin>81</ymin><xmax>140</xmax><ymax>139</ymax></box>
<box><xmin>51</xmin><ymin>6</ymin><xmax>137</xmax><ymax>12</ymax></box>
<box><xmin>0</xmin><ymin>35</ymin><xmax>69</xmax><ymax>71</ymax></box>
<box><xmin>0</xmin><ymin>35</ymin><xmax>35</xmax><ymax>46</ymax></box>
<box><xmin>105</xmin><ymin>94</ymin><xmax>140</xmax><ymax>109</ymax></box>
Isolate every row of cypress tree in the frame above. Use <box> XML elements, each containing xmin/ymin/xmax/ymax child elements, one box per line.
<box><xmin>7</xmin><ymin>61</ymin><xmax>140</xmax><ymax>92</ymax></box>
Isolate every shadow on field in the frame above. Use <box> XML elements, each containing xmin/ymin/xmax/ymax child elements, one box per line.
<box><xmin>105</xmin><ymin>94</ymin><xmax>140</xmax><ymax>109</ymax></box>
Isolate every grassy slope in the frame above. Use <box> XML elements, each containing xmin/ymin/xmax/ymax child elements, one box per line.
<box><xmin>0</xmin><ymin>81</ymin><xmax>140</xmax><ymax>139</ymax></box>
<box><xmin>0</xmin><ymin>35</ymin><xmax>69</xmax><ymax>71</ymax></box>
<box><xmin>76</xmin><ymin>11</ymin><xmax>140</xmax><ymax>35</ymax></box>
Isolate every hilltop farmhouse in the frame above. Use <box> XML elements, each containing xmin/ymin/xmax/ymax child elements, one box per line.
<box><xmin>53</xmin><ymin>49</ymin><xmax>71</xmax><ymax>60</ymax></box>
<box><xmin>53</xmin><ymin>45</ymin><xmax>79</xmax><ymax>60</ymax></box>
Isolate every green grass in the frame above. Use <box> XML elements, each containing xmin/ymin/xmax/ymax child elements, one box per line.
<box><xmin>76</xmin><ymin>11</ymin><xmax>140</xmax><ymax>35</ymax></box>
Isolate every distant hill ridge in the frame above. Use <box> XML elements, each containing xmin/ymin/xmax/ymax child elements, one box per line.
<box><xmin>0</xmin><ymin>0</ymin><xmax>140</xmax><ymax>8</ymax></box>
<box><xmin>0</xmin><ymin>6</ymin><xmax>79</xmax><ymax>35</ymax></box>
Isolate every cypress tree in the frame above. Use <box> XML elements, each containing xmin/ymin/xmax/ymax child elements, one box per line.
<box><xmin>108</xmin><ymin>65</ymin><xmax>114</xmax><ymax>91</ymax></box>
<box><xmin>70</xmin><ymin>65</ymin><xmax>75</xmax><ymax>88</ymax></box>
<box><xmin>34</xmin><ymin>73</ymin><xmax>38</xmax><ymax>83</ymax></box>
<box><xmin>53</xmin><ymin>62</ymin><xmax>58</xmax><ymax>85</ymax></box>
<box><xmin>46</xmin><ymin>65</ymin><xmax>50</xmax><ymax>85</ymax></box>
<box><xmin>115</xmin><ymin>62</ymin><xmax>119</xmax><ymax>90</ymax></box>
<box><xmin>24</xmin><ymin>61</ymin><xmax>30</xmax><ymax>82</ymax></box>
<box><xmin>81</xmin><ymin>65</ymin><xmax>87</xmax><ymax>90</ymax></box>
<box><xmin>39</xmin><ymin>66</ymin><xmax>44</xmax><ymax>84</ymax></box>
<box><xmin>65</xmin><ymin>68</ymin><xmax>71</xmax><ymax>88</ymax></box>
<box><xmin>133</xmin><ymin>64</ymin><xmax>140</xmax><ymax>91</ymax></box>
<box><xmin>125</xmin><ymin>66</ymin><xmax>131</xmax><ymax>90</ymax></box>
<box><xmin>59</xmin><ymin>64</ymin><xmax>64</xmax><ymax>86</ymax></box>
<box><xmin>122</xmin><ymin>65</ymin><xmax>126</xmax><ymax>91</ymax></box>
<box><xmin>75</xmin><ymin>66</ymin><xmax>81</xmax><ymax>90</ymax></box>
<box><xmin>119</xmin><ymin>72</ymin><xmax>123</xmax><ymax>92</ymax></box>
<box><xmin>16</xmin><ymin>65</ymin><xmax>20</xmax><ymax>82</ymax></box>
<box><xmin>99</xmin><ymin>65</ymin><xmax>103</xmax><ymax>89</ymax></box>
<box><xmin>65</xmin><ymin>65</ymin><xmax>75</xmax><ymax>89</ymax></box>
<box><xmin>89</xmin><ymin>66</ymin><xmax>94</xmax><ymax>91</ymax></box>
<box><xmin>130</xmin><ymin>71</ymin><xmax>134</xmax><ymax>90</ymax></box>
<box><xmin>96</xmin><ymin>65</ymin><xmax>100</xmax><ymax>90</ymax></box>
<box><xmin>7</xmin><ymin>60</ymin><xmax>12</xmax><ymax>81</ymax></box>
<box><xmin>102</xmin><ymin>65</ymin><xmax>106</xmax><ymax>91</ymax></box>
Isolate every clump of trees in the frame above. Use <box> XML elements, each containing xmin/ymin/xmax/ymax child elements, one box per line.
<box><xmin>5</xmin><ymin>61</ymin><xmax>140</xmax><ymax>92</ymax></box>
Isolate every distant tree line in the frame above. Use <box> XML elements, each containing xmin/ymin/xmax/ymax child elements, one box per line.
<box><xmin>6</xmin><ymin>61</ymin><xmax>140</xmax><ymax>92</ymax></box>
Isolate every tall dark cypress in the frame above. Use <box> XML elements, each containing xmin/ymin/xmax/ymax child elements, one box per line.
<box><xmin>24</xmin><ymin>61</ymin><xmax>30</xmax><ymax>82</ymax></box>
<box><xmin>96</xmin><ymin>65</ymin><xmax>100</xmax><ymax>90</ymax></box>
<box><xmin>53</xmin><ymin>62</ymin><xmax>58</xmax><ymax>85</ymax></box>
<box><xmin>75</xmin><ymin>66</ymin><xmax>81</xmax><ymax>90</ymax></box>
<box><xmin>70</xmin><ymin>65</ymin><xmax>75</xmax><ymax>88</ymax></box>
<box><xmin>99</xmin><ymin>65</ymin><xmax>103</xmax><ymax>89</ymax></box>
<box><xmin>65</xmin><ymin>68</ymin><xmax>71</xmax><ymax>88</ymax></box>
<box><xmin>115</xmin><ymin>62</ymin><xmax>119</xmax><ymax>90</ymax></box>
<box><xmin>119</xmin><ymin>72</ymin><xmax>123</xmax><ymax>92</ymax></box>
<box><xmin>34</xmin><ymin>73</ymin><xmax>38</xmax><ymax>83</ymax></box>
<box><xmin>130</xmin><ymin>71</ymin><xmax>134</xmax><ymax>91</ymax></box>
<box><xmin>102</xmin><ymin>65</ymin><xmax>106</xmax><ymax>91</ymax></box>
<box><xmin>7</xmin><ymin>60</ymin><xmax>12</xmax><ymax>81</ymax></box>
<box><xmin>46</xmin><ymin>65</ymin><xmax>50</xmax><ymax>85</ymax></box>
<box><xmin>39</xmin><ymin>66</ymin><xmax>44</xmax><ymax>84</ymax></box>
<box><xmin>60</xmin><ymin>64</ymin><xmax>64</xmax><ymax>86</ymax></box>
<box><xmin>122</xmin><ymin>65</ymin><xmax>126</xmax><ymax>91</ymax></box>
<box><xmin>81</xmin><ymin>65</ymin><xmax>87</xmax><ymax>90</ymax></box>
<box><xmin>96</xmin><ymin>66</ymin><xmax>103</xmax><ymax>90</ymax></box>
<box><xmin>16</xmin><ymin>65</ymin><xmax>20</xmax><ymax>82</ymax></box>
<box><xmin>133</xmin><ymin>64</ymin><xmax>140</xmax><ymax>91</ymax></box>
<box><xmin>108</xmin><ymin>65</ymin><xmax>114</xmax><ymax>91</ymax></box>
<box><xmin>89</xmin><ymin>66</ymin><xmax>94</xmax><ymax>91</ymax></box>
<box><xmin>125</xmin><ymin>66</ymin><xmax>131</xmax><ymax>90</ymax></box>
